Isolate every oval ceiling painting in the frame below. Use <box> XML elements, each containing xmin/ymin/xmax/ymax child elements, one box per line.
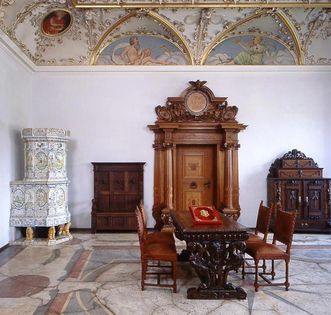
<box><xmin>96</xmin><ymin>35</ymin><xmax>189</xmax><ymax>65</ymax></box>
<box><xmin>41</xmin><ymin>10</ymin><xmax>72</xmax><ymax>37</ymax></box>
<box><xmin>205</xmin><ymin>35</ymin><xmax>296</xmax><ymax>65</ymax></box>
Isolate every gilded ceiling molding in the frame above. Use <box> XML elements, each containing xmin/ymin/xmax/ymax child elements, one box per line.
<box><xmin>148</xmin><ymin>11</ymin><xmax>193</xmax><ymax>65</ymax></box>
<box><xmin>90</xmin><ymin>11</ymin><xmax>136</xmax><ymax>65</ymax></box>
<box><xmin>90</xmin><ymin>10</ymin><xmax>194</xmax><ymax>65</ymax></box>
<box><xmin>276</xmin><ymin>10</ymin><xmax>304</xmax><ymax>65</ymax></box>
<box><xmin>72</xmin><ymin>0</ymin><xmax>331</xmax><ymax>9</ymax></box>
<box><xmin>201</xmin><ymin>9</ymin><xmax>301</xmax><ymax>65</ymax></box>
<box><xmin>193</xmin><ymin>9</ymin><xmax>212</xmax><ymax>65</ymax></box>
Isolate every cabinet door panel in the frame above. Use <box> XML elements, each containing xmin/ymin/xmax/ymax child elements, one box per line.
<box><xmin>110</xmin><ymin>194</ymin><xmax>126</xmax><ymax>210</ymax></box>
<box><xmin>110</xmin><ymin>171</ymin><xmax>125</xmax><ymax>192</ymax></box>
<box><xmin>98</xmin><ymin>192</ymin><xmax>110</xmax><ymax>210</ymax></box>
<box><xmin>95</xmin><ymin>171</ymin><xmax>109</xmax><ymax>191</ymax></box>
<box><xmin>282</xmin><ymin>180</ymin><xmax>302</xmax><ymax>217</ymax></box>
<box><xmin>127</xmin><ymin>171</ymin><xmax>141</xmax><ymax>193</ymax></box>
<box><xmin>125</xmin><ymin>194</ymin><xmax>140</xmax><ymax>210</ymax></box>
<box><xmin>304</xmin><ymin>181</ymin><xmax>325</xmax><ymax>220</ymax></box>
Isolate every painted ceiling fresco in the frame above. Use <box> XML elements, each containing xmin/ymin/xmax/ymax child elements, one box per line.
<box><xmin>0</xmin><ymin>1</ymin><xmax>330</xmax><ymax>66</ymax></box>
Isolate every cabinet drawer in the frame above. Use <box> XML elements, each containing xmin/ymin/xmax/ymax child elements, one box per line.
<box><xmin>296</xmin><ymin>219</ymin><xmax>330</xmax><ymax>232</ymax></box>
<box><xmin>95</xmin><ymin>212</ymin><xmax>137</xmax><ymax>231</ymax></box>
<box><xmin>277</xmin><ymin>169</ymin><xmax>322</xmax><ymax>178</ymax></box>
<box><xmin>282</xmin><ymin>159</ymin><xmax>315</xmax><ymax>169</ymax></box>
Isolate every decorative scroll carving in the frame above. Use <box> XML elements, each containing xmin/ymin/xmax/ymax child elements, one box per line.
<box><xmin>155</xmin><ymin>80</ymin><xmax>238</xmax><ymax>123</ymax></box>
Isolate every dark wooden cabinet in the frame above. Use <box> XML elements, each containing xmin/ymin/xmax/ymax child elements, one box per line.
<box><xmin>91</xmin><ymin>162</ymin><xmax>145</xmax><ymax>233</ymax></box>
<box><xmin>267</xmin><ymin>149</ymin><xmax>331</xmax><ymax>232</ymax></box>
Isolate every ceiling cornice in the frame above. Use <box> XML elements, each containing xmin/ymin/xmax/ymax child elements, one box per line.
<box><xmin>0</xmin><ymin>30</ymin><xmax>35</xmax><ymax>72</ymax></box>
<box><xmin>72</xmin><ymin>0</ymin><xmax>331</xmax><ymax>9</ymax></box>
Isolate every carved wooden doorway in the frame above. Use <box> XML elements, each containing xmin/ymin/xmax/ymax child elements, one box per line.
<box><xmin>176</xmin><ymin>145</ymin><xmax>216</xmax><ymax>211</ymax></box>
<box><xmin>148</xmin><ymin>80</ymin><xmax>247</xmax><ymax>229</ymax></box>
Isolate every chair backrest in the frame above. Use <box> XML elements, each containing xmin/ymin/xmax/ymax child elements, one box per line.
<box><xmin>273</xmin><ymin>209</ymin><xmax>297</xmax><ymax>253</ymax></box>
<box><xmin>255</xmin><ymin>201</ymin><xmax>273</xmax><ymax>241</ymax></box>
<box><xmin>137</xmin><ymin>200</ymin><xmax>147</xmax><ymax>228</ymax></box>
<box><xmin>135</xmin><ymin>207</ymin><xmax>146</xmax><ymax>254</ymax></box>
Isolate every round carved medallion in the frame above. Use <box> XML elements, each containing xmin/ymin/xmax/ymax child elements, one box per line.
<box><xmin>185</xmin><ymin>91</ymin><xmax>208</xmax><ymax>116</ymax></box>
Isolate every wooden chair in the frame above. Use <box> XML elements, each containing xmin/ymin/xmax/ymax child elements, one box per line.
<box><xmin>135</xmin><ymin>208</ymin><xmax>177</xmax><ymax>293</ymax></box>
<box><xmin>243</xmin><ymin>209</ymin><xmax>297</xmax><ymax>292</ymax></box>
<box><xmin>246</xmin><ymin>201</ymin><xmax>274</xmax><ymax>245</ymax></box>
<box><xmin>137</xmin><ymin>202</ymin><xmax>175</xmax><ymax>246</ymax></box>
<box><xmin>242</xmin><ymin>201</ymin><xmax>273</xmax><ymax>277</ymax></box>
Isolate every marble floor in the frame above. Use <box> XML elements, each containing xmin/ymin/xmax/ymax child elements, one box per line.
<box><xmin>0</xmin><ymin>233</ymin><xmax>331</xmax><ymax>315</ymax></box>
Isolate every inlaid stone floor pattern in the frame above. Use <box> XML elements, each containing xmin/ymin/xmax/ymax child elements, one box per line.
<box><xmin>0</xmin><ymin>233</ymin><xmax>331</xmax><ymax>315</ymax></box>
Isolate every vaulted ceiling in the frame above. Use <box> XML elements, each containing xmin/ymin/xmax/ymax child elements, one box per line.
<box><xmin>0</xmin><ymin>1</ymin><xmax>330</xmax><ymax>66</ymax></box>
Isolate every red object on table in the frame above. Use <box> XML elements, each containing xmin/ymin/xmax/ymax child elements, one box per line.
<box><xmin>189</xmin><ymin>206</ymin><xmax>222</xmax><ymax>225</ymax></box>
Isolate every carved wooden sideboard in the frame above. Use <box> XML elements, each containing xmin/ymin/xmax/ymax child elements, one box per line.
<box><xmin>148</xmin><ymin>80</ymin><xmax>247</xmax><ymax>229</ymax></box>
<box><xmin>91</xmin><ymin>162</ymin><xmax>145</xmax><ymax>233</ymax></box>
<box><xmin>267</xmin><ymin>149</ymin><xmax>331</xmax><ymax>232</ymax></box>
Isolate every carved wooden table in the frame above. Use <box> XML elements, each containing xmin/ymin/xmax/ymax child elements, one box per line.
<box><xmin>171</xmin><ymin>210</ymin><xmax>248</xmax><ymax>300</ymax></box>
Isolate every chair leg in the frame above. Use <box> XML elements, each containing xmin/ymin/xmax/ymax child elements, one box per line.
<box><xmin>271</xmin><ymin>260</ymin><xmax>275</xmax><ymax>280</ymax></box>
<box><xmin>285</xmin><ymin>260</ymin><xmax>289</xmax><ymax>291</ymax></box>
<box><xmin>262</xmin><ymin>259</ymin><xmax>266</xmax><ymax>273</ymax></box>
<box><xmin>141</xmin><ymin>259</ymin><xmax>147</xmax><ymax>291</ymax></box>
<box><xmin>242</xmin><ymin>259</ymin><xmax>245</xmax><ymax>279</ymax></box>
<box><xmin>172</xmin><ymin>261</ymin><xmax>177</xmax><ymax>293</ymax></box>
<box><xmin>254</xmin><ymin>259</ymin><xmax>259</xmax><ymax>292</ymax></box>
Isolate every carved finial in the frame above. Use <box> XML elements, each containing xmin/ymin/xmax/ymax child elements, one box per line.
<box><xmin>189</xmin><ymin>80</ymin><xmax>207</xmax><ymax>89</ymax></box>
<box><xmin>283</xmin><ymin>149</ymin><xmax>308</xmax><ymax>160</ymax></box>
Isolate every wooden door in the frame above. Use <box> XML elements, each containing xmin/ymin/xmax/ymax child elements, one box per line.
<box><xmin>176</xmin><ymin>145</ymin><xmax>215</xmax><ymax>211</ymax></box>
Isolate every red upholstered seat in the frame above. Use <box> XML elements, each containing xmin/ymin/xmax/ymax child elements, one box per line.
<box><xmin>245</xmin><ymin>242</ymin><xmax>290</xmax><ymax>261</ymax></box>
<box><xmin>137</xmin><ymin>202</ymin><xmax>175</xmax><ymax>246</ymax></box>
<box><xmin>135</xmin><ymin>207</ymin><xmax>177</xmax><ymax>293</ymax></box>
<box><xmin>144</xmin><ymin>243</ymin><xmax>177</xmax><ymax>261</ymax></box>
<box><xmin>243</xmin><ymin>209</ymin><xmax>296</xmax><ymax>292</ymax></box>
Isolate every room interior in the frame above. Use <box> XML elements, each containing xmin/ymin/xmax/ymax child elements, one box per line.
<box><xmin>0</xmin><ymin>1</ymin><xmax>331</xmax><ymax>314</ymax></box>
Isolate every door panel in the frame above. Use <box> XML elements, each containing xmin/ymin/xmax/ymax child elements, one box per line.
<box><xmin>304</xmin><ymin>180</ymin><xmax>325</xmax><ymax>220</ymax></box>
<box><xmin>176</xmin><ymin>146</ymin><xmax>215</xmax><ymax>211</ymax></box>
<box><xmin>282</xmin><ymin>180</ymin><xmax>302</xmax><ymax>218</ymax></box>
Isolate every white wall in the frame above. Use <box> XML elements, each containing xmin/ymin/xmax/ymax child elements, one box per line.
<box><xmin>30</xmin><ymin>68</ymin><xmax>331</xmax><ymax>228</ymax></box>
<box><xmin>0</xmin><ymin>43</ymin><xmax>32</xmax><ymax>247</ymax></box>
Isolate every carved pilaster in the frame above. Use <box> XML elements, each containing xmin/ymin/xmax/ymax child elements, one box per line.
<box><xmin>152</xmin><ymin>139</ymin><xmax>166</xmax><ymax>229</ymax></box>
<box><xmin>221</xmin><ymin>125</ymin><xmax>242</xmax><ymax>219</ymax></box>
<box><xmin>164</xmin><ymin>141</ymin><xmax>174</xmax><ymax>209</ymax></box>
<box><xmin>223</xmin><ymin>143</ymin><xmax>234</xmax><ymax>217</ymax></box>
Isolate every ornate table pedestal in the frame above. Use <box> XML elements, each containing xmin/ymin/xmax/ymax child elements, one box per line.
<box><xmin>171</xmin><ymin>211</ymin><xmax>248</xmax><ymax>300</ymax></box>
<box><xmin>10</xmin><ymin>128</ymin><xmax>72</xmax><ymax>244</ymax></box>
